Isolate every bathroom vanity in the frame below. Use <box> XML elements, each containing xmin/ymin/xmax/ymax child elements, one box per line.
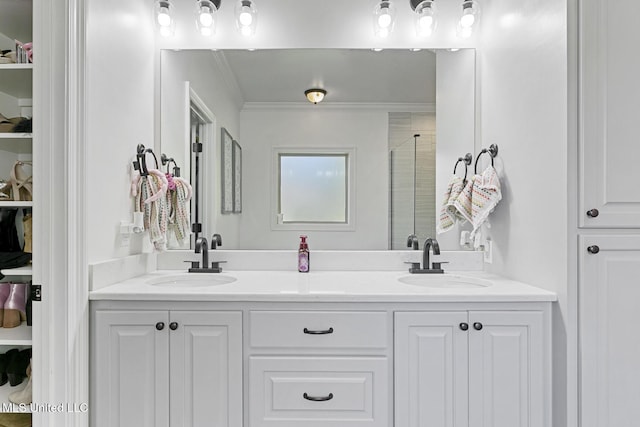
<box><xmin>89</xmin><ymin>271</ymin><xmax>555</xmax><ymax>427</ymax></box>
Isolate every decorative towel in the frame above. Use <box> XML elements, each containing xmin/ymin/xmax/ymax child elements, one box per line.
<box><xmin>452</xmin><ymin>175</ymin><xmax>476</xmax><ymax>225</ymax></box>
<box><xmin>167</xmin><ymin>176</ymin><xmax>193</xmax><ymax>245</ymax></box>
<box><xmin>437</xmin><ymin>175</ymin><xmax>466</xmax><ymax>234</ymax></box>
<box><xmin>470</xmin><ymin>165</ymin><xmax>502</xmax><ymax>237</ymax></box>
<box><xmin>131</xmin><ymin>167</ymin><xmax>169</xmax><ymax>251</ymax></box>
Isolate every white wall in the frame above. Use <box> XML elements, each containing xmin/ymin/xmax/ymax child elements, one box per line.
<box><xmin>239</xmin><ymin>106</ymin><xmax>388</xmax><ymax>249</ymax></box>
<box><xmin>477</xmin><ymin>1</ymin><xmax>568</xmax><ymax>425</ymax></box>
<box><xmin>160</xmin><ymin>50</ymin><xmax>243</xmax><ymax>247</ymax></box>
<box><xmin>435</xmin><ymin>49</ymin><xmax>477</xmax><ymax>249</ymax></box>
<box><xmin>85</xmin><ymin>0</ymin><xmax>156</xmax><ymax>262</ymax></box>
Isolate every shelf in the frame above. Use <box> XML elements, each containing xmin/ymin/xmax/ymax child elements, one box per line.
<box><xmin>0</xmin><ymin>323</ymin><xmax>31</xmax><ymax>346</ymax></box>
<box><xmin>0</xmin><ymin>266</ymin><xmax>32</xmax><ymax>277</ymax></box>
<box><xmin>0</xmin><ymin>133</ymin><xmax>31</xmax><ymax>139</ymax></box>
<box><xmin>0</xmin><ymin>64</ymin><xmax>32</xmax><ymax>70</ymax></box>
<box><xmin>0</xmin><ymin>202</ymin><xmax>32</xmax><ymax>208</ymax></box>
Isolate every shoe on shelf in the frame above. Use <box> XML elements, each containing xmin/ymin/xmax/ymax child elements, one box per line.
<box><xmin>0</xmin><ymin>282</ymin><xmax>12</xmax><ymax>326</ymax></box>
<box><xmin>9</xmin><ymin>358</ymin><xmax>31</xmax><ymax>404</ymax></box>
<box><xmin>3</xmin><ymin>283</ymin><xmax>27</xmax><ymax>329</ymax></box>
<box><xmin>7</xmin><ymin>348</ymin><xmax>31</xmax><ymax>387</ymax></box>
<box><xmin>0</xmin><ymin>348</ymin><xmax>17</xmax><ymax>386</ymax></box>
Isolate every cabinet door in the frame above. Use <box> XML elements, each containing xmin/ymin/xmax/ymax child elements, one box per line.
<box><xmin>580</xmin><ymin>235</ymin><xmax>640</xmax><ymax>427</ymax></box>
<box><xmin>468</xmin><ymin>311</ymin><xmax>545</xmax><ymax>427</ymax></box>
<box><xmin>395</xmin><ymin>312</ymin><xmax>469</xmax><ymax>427</ymax></box>
<box><xmin>579</xmin><ymin>0</ymin><xmax>640</xmax><ymax>227</ymax></box>
<box><xmin>92</xmin><ymin>310</ymin><xmax>170</xmax><ymax>427</ymax></box>
<box><xmin>169</xmin><ymin>311</ymin><xmax>242</xmax><ymax>427</ymax></box>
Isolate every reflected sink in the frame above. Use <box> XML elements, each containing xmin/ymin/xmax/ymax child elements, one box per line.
<box><xmin>147</xmin><ymin>274</ymin><xmax>237</xmax><ymax>287</ymax></box>
<box><xmin>398</xmin><ymin>274</ymin><xmax>492</xmax><ymax>289</ymax></box>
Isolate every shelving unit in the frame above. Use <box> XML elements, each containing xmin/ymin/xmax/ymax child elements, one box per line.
<box><xmin>0</xmin><ymin>0</ymin><xmax>34</xmax><ymax>414</ymax></box>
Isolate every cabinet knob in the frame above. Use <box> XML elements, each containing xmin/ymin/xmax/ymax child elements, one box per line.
<box><xmin>587</xmin><ymin>245</ymin><xmax>600</xmax><ymax>254</ymax></box>
<box><xmin>169</xmin><ymin>322</ymin><xmax>178</xmax><ymax>330</ymax></box>
<box><xmin>155</xmin><ymin>322</ymin><xmax>165</xmax><ymax>331</ymax></box>
<box><xmin>303</xmin><ymin>392</ymin><xmax>334</xmax><ymax>402</ymax></box>
<box><xmin>473</xmin><ymin>322</ymin><xmax>483</xmax><ymax>331</ymax></box>
<box><xmin>586</xmin><ymin>209</ymin><xmax>599</xmax><ymax>218</ymax></box>
<box><xmin>459</xmin><ymin>323</ymin><xmax>469</xmax><ymax>331</ymax></box>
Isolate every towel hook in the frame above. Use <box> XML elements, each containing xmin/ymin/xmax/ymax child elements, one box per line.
<box><xmin>161</xmin><ymin>153</ymin><xmax>181</xmax><ymax>177</ymax></box>
<box><xmin>133</xmin><ymin>144</ymin><xmax>149</xmax><ymax>177</ymax></box>
<box><xmin>474</xmin><ymin>144</ymin><xmax>499</xmax><ymax>174</ymax></box>
<box><xmin>133</xmin><ymin>144</ymin><xmax>161</xmax><ymax>177</ymax></box>
<box><xmin>453</xmin><ymin>153</ymin><xmax>473</xmax><ymax>183</ymax></box>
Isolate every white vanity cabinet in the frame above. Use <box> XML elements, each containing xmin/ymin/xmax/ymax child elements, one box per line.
<box><xmin>247</xmin><ymin>310</ymin><xmax>391</xmax><ymax>427</ymax></box>
<box><xmin>395</xmin><ymin>309</ymin><xmax>548</xmax><ymax>427</ymax></box>
<box><xmin>91</xmin><ymin>309</ymin><xmax>242</xmax><ymax>427</ymax></box>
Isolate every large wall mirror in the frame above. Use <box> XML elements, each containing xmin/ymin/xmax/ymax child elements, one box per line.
<box><xmin>160</xmin><ymin>48</ymin><xmax>475</xmax><ymax>250</ymax></box>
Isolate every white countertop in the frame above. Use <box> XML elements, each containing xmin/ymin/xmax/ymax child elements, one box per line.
<box><xmin>89</xmin><ymin>270</ymin><xmax>557</xmax><ymax>303</ymax></box>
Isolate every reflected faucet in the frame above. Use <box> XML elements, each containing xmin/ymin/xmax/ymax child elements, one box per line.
<box><xmin>211</xmin><ymin>233</ymin><xmax>222</xmax><ymax>249</ymax></box>
<box><xmin>406</xmin><ymin>234</ymin><xmax>419</xmax><ymax>250</ymax></box>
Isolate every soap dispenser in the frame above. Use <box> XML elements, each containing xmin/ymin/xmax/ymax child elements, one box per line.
<box><xmin>298</xmin><ymin>235</ymin><xmax>310</xmax><ymax>273</ymax></box>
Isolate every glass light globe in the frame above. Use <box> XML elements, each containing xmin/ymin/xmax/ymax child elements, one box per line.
<box><xmin>157</xmin><ymin>7</ymin><xmax>171</xmax><ymax>26</ymax></box>
<box><xmin>160</xmin><ymin>26</ymin><xmax>173</xmax><ymax>37</ymax></box>
<box><xmin>378</xmin><ymin>10</ymin><xmax>392</xmax><ymax>28</ymax></box>
<box><xmin>199</xmin><ymin>7</ymin><xmax>214</xmax><ymax>27</ymax></box>
<box><xmin>239</xmin><ymin>8</ymin><xmax>253</xmax><ymax>26</ymax></box>
<box><xmin>460</xmin><ymin>10</ymin><xmax>475</xmax><ymax>27</ymax></box>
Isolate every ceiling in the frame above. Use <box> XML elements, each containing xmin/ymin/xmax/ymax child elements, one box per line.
<box><xmin>218</xmin><ymin>49</ymin><xmax>437</xmax><ymax>104</ymax></box>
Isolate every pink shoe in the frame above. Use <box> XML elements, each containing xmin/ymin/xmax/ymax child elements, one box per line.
<box><xmin>3</xmin><ymin>283</ymin><xmax>26</xmax><ymax>328</ymax></box>
<box><xmin>0</xmin><ymin>283</ymin><xmax>12</xmax><ymax>327</ymax></box>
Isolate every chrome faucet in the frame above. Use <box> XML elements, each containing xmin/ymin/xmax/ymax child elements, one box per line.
<box><xmin>188</xmin><ymin>234</ymin><xmax>225</xmax><ymax>273</ymax></box>
<box><xmin>407</xmin><ymin>237</ymin><xmax>446</xmax><ymax>274</ymax></box>
<box><xmin>422</xmin><ymin>238</ymin><xmax>440</xmax><ymax>271</ymax></box>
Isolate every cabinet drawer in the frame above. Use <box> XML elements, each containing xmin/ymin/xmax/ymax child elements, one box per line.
<box><xmin>249</xmin><ymin>311</ymin><xmax>388</xmax><ymax>350</ymax></box>
<box><xmin>249</xmin><ymin>356</ymin><xmax>388</xmax><ymax>427</ymax></box>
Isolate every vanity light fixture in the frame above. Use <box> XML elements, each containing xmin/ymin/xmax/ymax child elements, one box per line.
<box><xmin>155</xmin><ymin>0</ymin><xmax>176</xmax><ymax>37</ymax></box>
<box><xmin>305</xmin><ymin>89</ymin><xmax>327</xmax><ymax>104</ymax></box>
<box><xmin>195</xmin><ymin>0</ymin><xmax>220</xmax><ymax>37</ymax></box>
<box><xmin>410</xmin><ymin>0</ymin><xmax>437</xmax><ymax>37</ymax></box>
<box><xmin>457</xmin><ymin>0</ymin><xmax>479</xmax><ymax>38</ymax></box>
<box><xmin>235</xmin><ymin>0</ymin><xmax>257</xmax><ymax>36</ymax></box>
<box><xmin>373</xmin><ymin>0</ymin><xmax>396</xmax><ymax>38</ymax></box>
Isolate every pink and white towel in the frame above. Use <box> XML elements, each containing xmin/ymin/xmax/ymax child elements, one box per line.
<box><xmin>469</xmin><ymin>165</ymin><xmax>502</xmax><ymax>236</ymax></box>
<box><xmin>437</xmin><ymin>175</ymin><xmax>466</xmax><ymax>233</ymax></box>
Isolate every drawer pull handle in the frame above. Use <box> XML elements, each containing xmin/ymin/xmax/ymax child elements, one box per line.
<box><xmin>303</xmin><ymin>392</ymin><xmax>334</xmax><ymax>402</ymax></box>
<box><xmin>303</xmin><ymin>327</ymin><xmax>334</xmax><ymax>335</ymax></box>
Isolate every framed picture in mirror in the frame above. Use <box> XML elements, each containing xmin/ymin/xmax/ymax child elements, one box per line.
<box><xmin>221</xmin><ymin>127</ymin><xmax>234</xmax><ymax>213</ymax></box>
<box><xmin>233</xmin><ymin>140</ymin><xmax>242</xmax><ymax>213</ymax></box>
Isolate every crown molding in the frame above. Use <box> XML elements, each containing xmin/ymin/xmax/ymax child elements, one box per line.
<box><xmin>241</xmin><ymin>102</ymin><xmax>436</xmax><ymax>112</ymax></box>
<box><xmin>210</xmin><ymin>50</ymin><xmax>245</xmax><ymax>105</ymax></box>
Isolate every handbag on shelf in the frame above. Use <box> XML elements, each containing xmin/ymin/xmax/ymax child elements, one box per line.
<box><xmin>0</xmin><ymin>208</ymin><xmax>21</xmax><ymax>252</ymax></box>
<box><xmin>22</xmin><ymin>211</ymin><xmax>32</xmax><ymax>254</ymax></box>
<box><xmin>2</xmin><ymin>161</ymin><xmax>33</xmax><ymax>202</ymax></box>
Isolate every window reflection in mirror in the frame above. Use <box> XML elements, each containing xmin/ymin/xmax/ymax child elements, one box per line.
<box><xmin>278</xmin><ymin>153</ymin><xmax>348</xmax><ymax>224</ymax></box>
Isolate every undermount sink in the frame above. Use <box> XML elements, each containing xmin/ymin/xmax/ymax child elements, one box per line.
<box><xmin>398</xmin><ymin>274</ymin><xmax>492</xmax><ymax>289</ymax></box>
<box><xmin>147</xmin><ymin>274</ymin><xmax>237</xmax><ymax>287</ymax></box>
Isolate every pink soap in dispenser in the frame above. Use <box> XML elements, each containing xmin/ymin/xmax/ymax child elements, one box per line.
<box><xmin>298</xmin><ymin>235</ymin><xmax>310</xmax><ymax>273</ymax></box>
